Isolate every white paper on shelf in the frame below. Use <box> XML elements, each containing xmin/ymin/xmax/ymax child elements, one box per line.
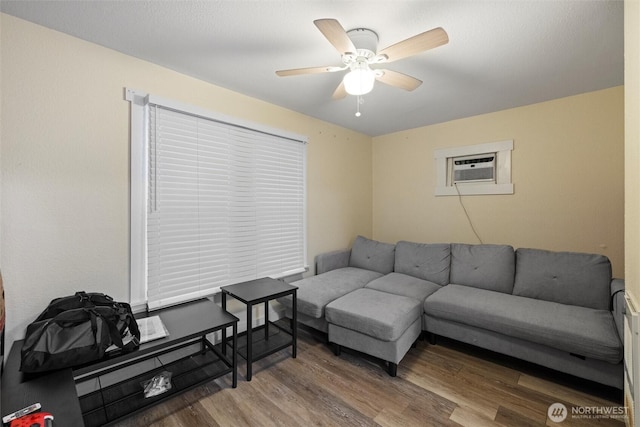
<box><xmin>138</xmin><ymin>315</ymin><xmax>169</xmax><ymax>343</ymax></box>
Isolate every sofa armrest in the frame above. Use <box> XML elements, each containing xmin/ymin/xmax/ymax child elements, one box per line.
<box><xmin>611</xmin><ymin>278</ymin><xmax>625</xmax><ymax>342</ymax></box>
<box><xmin>316</xmin><ymin>249</ymin><xmax>351</xmax><ymax>275</ymax></box>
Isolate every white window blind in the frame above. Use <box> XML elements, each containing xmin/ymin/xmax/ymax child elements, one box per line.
<box><xmin>146</xmin><ymin>104</ymin><xmax>307</xmax><ymax>310</ymax></box>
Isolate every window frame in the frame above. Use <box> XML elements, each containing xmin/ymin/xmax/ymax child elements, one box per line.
<box><xmin>434</xmin><ymin>140</ymin><xmax>514</xmax><ymax>196</ymax></box>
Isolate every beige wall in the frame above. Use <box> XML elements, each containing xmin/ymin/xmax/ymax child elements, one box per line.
<box><xmin>373</xmin><ymin>87</ymin><xmax>624</xmax><ymax>278</ymax></box>
<box><xmin>0</xmin><ymin>14</ymin><xmax>372</xmax><ymax>349</ymax></box>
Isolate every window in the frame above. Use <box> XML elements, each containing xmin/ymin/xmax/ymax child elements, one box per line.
<box><xmin>127</xmin><ymin>89</ymin><xmax>307</xmax><ymax>310</ymax></box>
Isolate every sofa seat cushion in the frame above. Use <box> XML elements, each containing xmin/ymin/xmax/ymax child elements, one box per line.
<box><xmin>326</xmin><ymin>289</ymin><xmax>422</xmax><ymax>342</ymax></box>
<box><xmin>278</xmin><ymin>267</ymin><xmax>382</xmax><ymax>319</ymax></box>
<box><xmin>513</xmin><ymin>248</ymin><xmax>612</xmax><ymax>310</ymax></box>
<box><xmin>365</xmin><ymin>272</ymin><xmax>442</xmax><ymax>302</ymax></box>
<box><xmin>424</xmin><ymin>285</ymin><xmax>622</xmax><ymax>363</ymax></box>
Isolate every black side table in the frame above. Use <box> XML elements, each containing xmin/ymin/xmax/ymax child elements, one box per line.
<box><xmin>221</xmin><ymin>278</ymin><xmax>297</xmax><ymax>381</ymax></box>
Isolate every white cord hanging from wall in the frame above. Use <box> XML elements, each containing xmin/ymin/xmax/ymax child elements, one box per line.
<box><xmin>454</xmin><ymin>182</ymin><xmax>484</xmax><ymax>244</ymax></box>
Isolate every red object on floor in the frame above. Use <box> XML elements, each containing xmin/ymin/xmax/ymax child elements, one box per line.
<box><xmin>10</xmin><ymin>412</ymin><xmax>53</xmax><ymax>427</ymax></box>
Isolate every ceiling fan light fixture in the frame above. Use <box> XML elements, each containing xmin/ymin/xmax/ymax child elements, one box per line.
<box><xmin>343</xmin><ymin>63</ymin><xmax>375</xmax><ymax>96</ymax></box>
<box><xmin>276</xmin><ymin>19</ymin><xmax>449</xmax><ymax>102</ymax></box>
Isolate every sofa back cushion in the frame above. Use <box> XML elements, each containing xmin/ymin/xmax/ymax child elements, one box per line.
<box><xmin>450</xmin><ymin>244</ymin><xmax>515</xmax><ymax>293</ymax></box>
<box><xmin>513</xmin><ymin>248</ymin><xmax>611</xmax><ymax>310</ymax></box>
<box><xmin>394</xmin><ymin>241</ymin><xmax>450</xmax><ymax>285</ymax></box>
<box><xmin>349</xmin><ymin>236</ymin><xmax>396</xmax><ymax>275</ymax></box>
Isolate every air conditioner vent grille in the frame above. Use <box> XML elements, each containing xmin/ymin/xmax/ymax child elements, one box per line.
<box><xmin>452</xmin><ymin>153</ymin><xmax>496</xmax><ymax>183</ymax></box>
<box><xmin>454</xmin><ymin>167</ymin><xmax>494</xmax><ymax>182</ymax></box>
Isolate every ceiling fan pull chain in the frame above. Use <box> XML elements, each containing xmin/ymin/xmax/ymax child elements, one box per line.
<box><xmin>355</xmin><ymin>95</ymin><xmax>363</xmax><ymax>117</ymax></box>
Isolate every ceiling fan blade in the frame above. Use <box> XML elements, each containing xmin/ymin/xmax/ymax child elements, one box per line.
<box><xmin>375</xmin><ymin>69</ymin><xmax>423</xmax><ymax>91</ymax></box>
<box><xmin>276</xmin><ymin>65</ymin><xmax>344</xmax><ymax>77</ymax></box>
<box><xmin>314</xmin><ymin>18</ymin><xmax>357</xmax><ymax>54</ymax></box>
<box><xmin>378</xmin><ymin>27</ymin><xmax>449</xmax><ymax>63</ymax></box>
<box><xmin>332</xmin><ymin>81</ymin><xmax>347</xmax><ymax>100</ymax></box>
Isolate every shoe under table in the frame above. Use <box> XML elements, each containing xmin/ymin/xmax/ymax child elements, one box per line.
<box><xmin>325</xmin><ymin>288</ymin><xmax>422</xmax><ymax>376</ymax></box>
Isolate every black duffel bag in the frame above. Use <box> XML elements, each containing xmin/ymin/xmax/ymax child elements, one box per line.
<box><xmin>20</xmin><ymin>291</ymin><xmax>140</xmax><ymax>373</ymax></box>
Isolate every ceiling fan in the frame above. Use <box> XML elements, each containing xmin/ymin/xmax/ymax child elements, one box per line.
<box><xmin>276</xmin><ymin>19</ymin><xmax>449</xmax><ymax>100</ymax></box>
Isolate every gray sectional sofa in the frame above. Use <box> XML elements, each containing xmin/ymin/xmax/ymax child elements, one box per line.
<box><xmin>277</xmin><ymin>236</ymin><xmax>625</xmax><ymax>389</ymax></box>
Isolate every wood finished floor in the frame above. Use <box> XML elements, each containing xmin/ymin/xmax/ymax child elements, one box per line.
<box><xmin>113</xmin><ymin>327</ymin><xmax>625</xmax><ymax>426</ymax></box>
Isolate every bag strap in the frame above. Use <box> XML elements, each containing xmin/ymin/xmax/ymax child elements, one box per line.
<box><xmin>128</xmin><ymin>315</ymin><xmax>141</xmax><ymax>340</ymax></box>
<box><xmin>114</xmin><ymin>306</ymin><xmax>141</xmax><ymax>350</ymax></box>
<box><xmin>87</xmin><ymin>293</ymin><xmax>114</xmax><ymax>306</ymax></box>
<box><xmin>100</xmin><ymin>309</ymin><xmax>140</xmax><ymax>352</ymax></box>
<box><xmin>88</xmin><ymin>309</ymin><xmax>99</xmax><ymax>349</ymax></box>
<box><xmin>76</xmin><ymin>291</ymin><xmax>91</xmax><ymax>304</ymax></box>
<box><xmin>91</xmin><ymin>308</ymin><xmax>125</xmax><ymax>349</ymax></box>
<box><xmin>117</xmin><ymin>304</ymin><xmax>141</xmax><ymax>339</ymax></box>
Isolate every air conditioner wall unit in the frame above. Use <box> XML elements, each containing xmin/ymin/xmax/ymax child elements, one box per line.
<box><xmin>452</xmin><ymin>153</ymin><xmax>496</xmax><ymax>183</ymax></box>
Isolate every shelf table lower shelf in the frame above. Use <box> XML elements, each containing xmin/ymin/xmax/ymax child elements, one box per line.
<box><xmin>77</xmin><ymin>340</ymin><xmax>231</xmax><ymax>427</ymax></box>
<box><xmin>232</xmin><ymin>320</ymin><xmax>294</xmax><ymax>362</ymax></box>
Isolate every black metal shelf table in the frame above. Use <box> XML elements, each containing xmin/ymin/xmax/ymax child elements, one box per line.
<box><xmin>221</xmin><ymin>278</ymin><xmax>297</xmax><ymax>381</ymax></box>
<box><xmin>2</xmin><ymin>298</ymin><xmax>238</xmax><ymax>427</ymax></box>
<box><xmin>74</xmin><ymin>298</ymin><xmax>238</xmax><ymax>426</ymax></box>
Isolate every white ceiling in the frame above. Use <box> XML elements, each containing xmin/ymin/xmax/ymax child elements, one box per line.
<box><xmin>1</xmin><ymin>0</ymin><xmax>624</xmax><ymax>137</ymax></box>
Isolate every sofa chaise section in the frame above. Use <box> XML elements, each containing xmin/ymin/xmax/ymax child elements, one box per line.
<box><xmin>279</xmin><ymin>267</ymin><xmax>383</xmax><ymax>332</ymax></box>
<box><xmin>277</xmin><ymin>236</ymin><xmax>396</xmax><ymax>332</ymax></box>
<box><xmin>325</xmin><ymin>240</ymin><xmax>451</xmax><ymax>374</ymax></box>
